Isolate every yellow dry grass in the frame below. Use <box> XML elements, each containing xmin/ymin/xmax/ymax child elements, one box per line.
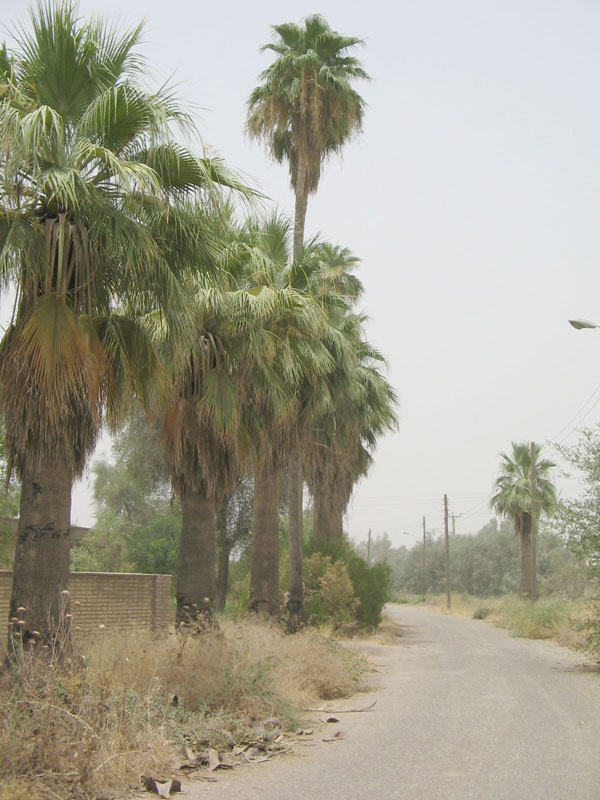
<box><xmin>0</xmin><ymin>617</ymin><xmax>368</xmax><ymax>800</ymax></box>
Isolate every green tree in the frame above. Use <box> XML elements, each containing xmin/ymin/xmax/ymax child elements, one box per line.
<box><xmin>0</xmin><ymin>4</ymin><xmax>244</xmax><ymax>646</ymax></box>
<box><xmin>76</xmin><ymin>403</ymin><xmax>177</xmax><ymax>574</ymax></box>
<box><xmin>490</xmin><ymin>442</ymin><xmax>556</xmax><ymax>599</ymax></box>
<box><xmin>126</xmin><ymin>510</ymin><xmax>180</xmax><ymax>575</ymax></box>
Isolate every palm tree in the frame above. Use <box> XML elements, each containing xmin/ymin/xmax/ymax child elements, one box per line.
<box><xmin>161</xmin><ymin>308</ymin><xmax>240</xmax><ymax>626</ymax></box>
<box><xmin>281</xmin><ymin>238</ymin><xmax>363</xmax><ymax>628</ymax></box>
<box><xmin>247</xmin><ymin>15</ymin><xmax>369</xmax><ymax>260</ymax></box>
<box><xmin>247</xmin><ymin>17</ymin><xmax>368</xmax><ymax>626</ymax></box>
<box><xmin>0</xmin><ymin>4</ymin><xmax>248</xmax><ymax>648</ymax></box>
<box><xmin>230</xmin><ymin>214</ymin><xmax>332</xmax><ymax>618</ymax></box>
<box><xmin>306</xmin><ymin>326</ymin><xmax>398</xmax><ymax>544</ymax></box>
<box><xmin>490</xmin><ymin>442</ymin><xmax>556</xmax><ymax>599</ymax></box>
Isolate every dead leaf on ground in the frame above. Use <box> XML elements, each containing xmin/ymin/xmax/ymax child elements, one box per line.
<box><xmin>322</xmin><ymin>730</ymin><xmax>346</xmax><ymax>743</ymax></box>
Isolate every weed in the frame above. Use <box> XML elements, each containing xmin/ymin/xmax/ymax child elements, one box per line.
<box><xmin>0</xmin><ymin>617</ymin><xmax>368</xmax><ymax>799</ymax></box>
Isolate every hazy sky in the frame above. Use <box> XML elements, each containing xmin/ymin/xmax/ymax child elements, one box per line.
<box><xmin>3</xmin><ymin>0</ymin><xmax>600</xmax><ymax>548</ymax></box>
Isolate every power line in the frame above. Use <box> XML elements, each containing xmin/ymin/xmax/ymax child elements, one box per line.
<box><xmin>550</xmin><ymin>379</ymin><xmax>600</xmax><ymax>443</ymax></box>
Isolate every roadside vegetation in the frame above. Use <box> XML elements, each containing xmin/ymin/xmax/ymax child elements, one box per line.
<box><xmin>399</xmin><ymin>593</ymin><xmax>588</xmax><ymax>649</ymax></box>
<box><xmin>0</xmin><ymin>619</ymin><xmax>369</xmax><ymax>800</ymax></box>
<box><xmin>0</xmin><ymin>9</ymin><xmax>391</xmax><ymax>797</ymax></box>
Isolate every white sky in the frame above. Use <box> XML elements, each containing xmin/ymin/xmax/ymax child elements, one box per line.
<box><xmin>3</xmin><ymin>0</ymin><xmax>600</xmax><ymax>548</ymax></box>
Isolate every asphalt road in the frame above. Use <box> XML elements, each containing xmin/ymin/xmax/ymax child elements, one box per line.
<box><xmin>186</xmin><ymin>605</ymin><xmax>600</xmax><ymax>800</ymax></box>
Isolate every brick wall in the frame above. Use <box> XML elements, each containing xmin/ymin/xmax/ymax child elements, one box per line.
<box><xmin>0</xmin><ymin>571</ymin><xmax>172</xmax><ymax>638</ymax></box>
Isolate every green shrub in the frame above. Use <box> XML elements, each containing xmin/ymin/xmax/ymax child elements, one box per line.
<box><xmin>577</xmin><ymin>596</ymin><xmax>600</xmax><ymax>657</ymax></box>
<box><xmin>304</xmin><ymin>553</ymin><xmax>358</xmax><ymax>630</ymax></box>
<box><xmin>473</xmin><ymin>606</ymin><xmax>491</xmax><ymax>620</ymax></box>
<box><xmin>347</xmin><ymin>557</ymin><xmax>391</xmax><ymax>629</ymax></box>
<box><xmin>496</xmin><ymin>597</ymin><xmax>571</xmax><ymax>639</ymax></box>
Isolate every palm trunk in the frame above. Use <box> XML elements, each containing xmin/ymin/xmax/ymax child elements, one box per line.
<box><xmin>216</xmin><ymin>544</ymin><xmax>230</xmax><ymax>612</ymax></box>
<box><xmin>530</xmin><ymin>522</ymin><xmax>538</xmax><ymax>602</ymax></box>
<box><xmin>216</xmin><ymin>502</ymin><xmax>230</xmax><ymax>612</ymax></box>
<box><xmin>176</xmin><ymin>490</ymin><xmax>216</xmax><ymax>624</ymax></box>
<box><xmin>330</xmin><ymin>498</ymin><xmax>345</xmax><ymax>541</ymax></box>
<box><xmin>293</xmin><ymin>165</ymin><xmax>309</xmax><ymax>260</ymax></box>
<box><xmin>312</xmin><ymin>487</ymin><xmax>346</xmax><ymax>543</ymax></box>
<box><xmin>286</xmin><ymin>170</ymin><xmax>310</xmax><ymax>629</ymax></box>
<box><xmin>9</xmin><ymin>461</ymin><xmax>72</xmax><ymax>653</ymax></box>
<box><xmin>249</xmin><ymin>463</ymin><xmax>280</xmax><ymax>616</ymax></box>
<box><xmin>518</xmin><ymin>512</ymin><xmax>534</xmax><ymax>600</ymax></box>
<box><xmin>287</xmin><ymin>444</ymin><xmax>304</xmax><ymax>631</ymax></box>
<box><xmin>313</xmin><ymin>488</ymin><xmax>331</xmax><ymax>542</ymax></box>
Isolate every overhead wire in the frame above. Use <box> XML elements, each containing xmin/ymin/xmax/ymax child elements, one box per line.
<box><xmin>549</xmin><ymin>379</ymin><xmax>600</xmax><ymax>444</ymax></box>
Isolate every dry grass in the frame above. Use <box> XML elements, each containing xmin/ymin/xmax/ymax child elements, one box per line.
<box><xmin>420</xmin><ymin>593</ymin><xmax>589</xmax><ymax>647</ymax></box>
<box><xmin>0</xmin><ymin>619</ymin><xmax>368</xmax><ymax>800</ymax></box>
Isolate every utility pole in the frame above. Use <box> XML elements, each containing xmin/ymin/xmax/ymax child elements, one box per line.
<box><xmin>444</xmin><ymin>494</ymin><xmax>451</xmax><ymax>610</ymax></box>
<box><xmin>422</xmin><ymin>515</ymin><xmax>426</xmax><ymax>599</ymax></box>
<box><xmin>450</xmin><ymin>513</ymin><xmax>461</xmax><ymax>537</ymax></box>
<box><xmin>367</xmin><ymin>528</ymin><xmax>372</xmax><ymax>564</ymax></box>
<box><xmin>529</xmin><ymin>441</ymin><xmax>537</xmax><ymax>601</ymax></box>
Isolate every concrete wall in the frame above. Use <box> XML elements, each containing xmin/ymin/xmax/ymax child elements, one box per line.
<box><xmin>0</xmin><ymin>571</ymin><xmax>172</xmax><ymax>638</ymax></box>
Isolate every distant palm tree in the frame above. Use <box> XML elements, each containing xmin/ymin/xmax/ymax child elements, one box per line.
<box><xmin>0</xmin><ymin>4</ymin><xmax>247</xmax><ymax>647</ymax></box>
<box><xmin>490</xmin><ymin>442</ymin><xmax>556</xmax><ymax>599</ymax></box>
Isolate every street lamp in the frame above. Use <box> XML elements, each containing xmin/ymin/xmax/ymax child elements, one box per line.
<box><xmin>569</xmin><ymin>319</ymin><xmax>600</xmax><ymax>330</ymax></box>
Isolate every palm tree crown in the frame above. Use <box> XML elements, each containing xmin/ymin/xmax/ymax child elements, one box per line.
<box><xmin>247</xmin><ymin>15</ymin><xmax>369</xmax><ymax>198</ymax></box>
<box><xmin>491</xmin><ymin>442</ymin><xmax>556</xmax><ymax>519</ymax></box>
<box><xmin>0</xmin><ymin>2</ymin><xmax>245</xmax><ymax>476</ymax></box>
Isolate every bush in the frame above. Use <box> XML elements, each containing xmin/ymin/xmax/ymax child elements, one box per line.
<box><xmin>578</xmin><ymin>596</ymin><xmax>600</xmax><ymax>658</ymax></box>
<box><xmin>305</xmin><ymin>537</ymin><xmax>392</xmax><ymax>629</ymax></box>
<box><xmin>304</xmin><ymin>553</ymin><xmax>358</xmax><ymax>630</ymax></box>
<box><xmin>473</xmin><ymin>606</ymin><xmax>491</xmax><ymax>620</ymax></box>
<box><xmin>492</xmin><ymin>596</ymin><xmax>572</xmax><ymax>639</ymax></box>
<box><xmin>347</xmin><ymin>557</ymin><xmax>391</xmax><ymax>629</ymax></box>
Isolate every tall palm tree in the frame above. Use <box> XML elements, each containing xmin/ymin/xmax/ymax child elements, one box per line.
<box><xmin>161</xmin><ymin>304</ymin><xmax>240</xmax><ymax>626</ymax></box>
<box><xmin>0</xmin><ymin>3</ymin><xmax>248</xmax><ymax>648</ymax></box>
<box><xmin>490</xmin><ymin>442</ymin><xmax>556</xmax><ymax>599</ymax></box>
<box><xmin>247</xmin><ymin>17</ymin><xmax>368</xmax><ymax>625</ymax></box>
<box><xmin>231</xmin><ymin>214</ymin><xmax>332</xmax><ymax>617</ymax></box>
<box><xmin>281</xmin><ymin>238</ymin><xmax>363</xmax><ymax>628</ymax></box>
<box><xmin>247</xmin><ymin>15</ymin><xmax>369</xmax><ymax>260</ymax></box>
